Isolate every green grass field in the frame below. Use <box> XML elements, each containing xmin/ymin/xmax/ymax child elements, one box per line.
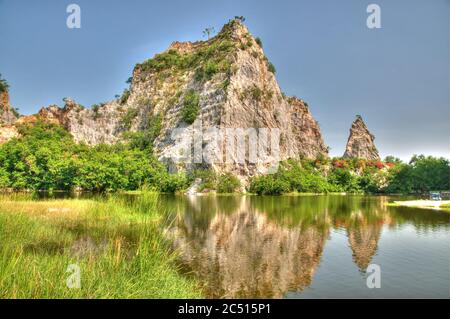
<box><xmin>0</xmin><ymin>193</ymin><xmax>201</xmax><ymax>298</ymax></box>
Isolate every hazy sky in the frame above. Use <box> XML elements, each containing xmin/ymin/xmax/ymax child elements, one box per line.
<box><xmin>0</xmin><ymin>0</ymin><xmax>448</xmax><ymax>160</ymax></box>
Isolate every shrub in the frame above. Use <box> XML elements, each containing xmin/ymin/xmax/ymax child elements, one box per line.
<box><xmin>328</xmin><ymin>168</ymin><xmax>361</xmax><ymax>192</ymax></box>
<box><xmin>193</xmin><ymin>169</ymin><xmax>217</xmax><ymax>191</ymax></box>
<box><xmin>255</xmin><ymin>37</ymin><xmax>263</xmax><ymax>48</ymax></box>
<box><xmin>203</xmin><ymin>60</ymin><xmax>219</xmax><ymax>80</ymax></box>
<box><xmin>217</xmin><ymin>173</ymin><xmax>241</xmax><ymax>193</ymax></box>
<box><xmin>268</xmin><ymin>62</ymin><xmax>276</xmax><ymax>74</ymax></box>
<box><xmin>181</xmin><ymin>90</ymin><xmax>200</xmax><ymax>124</ymax></box>
<box><xmin>157</xmin><ymin>172</ymin><xmax>188</xmax><ymax>193</ymax></box>
<box><xmin>120</xmin><ymin>108</ymin><xmax>139</xmax><ymax>130</ymax></box>
<box><xmin>147</xmin><ymin>113</ymin><xmax>162</xmax><ymax>141</ymax></box>
<box><xmin>0</xmin><ymin>74</ymin><xmax>9</xmax><ymax>93</ymax></box>
<box><xmin>120</xmin><ymin>89</ymin><xmax>130</xmax><ymax>105</ymax></box>
<box><xmin>249</xmin><ymin>175</ymin><xmax>290</xmax><ymax>195</ymax></box>
<box><xmin>242</xmin><ymin>85</ymin><xmax>263</xmax><ymax>102</ymax></box>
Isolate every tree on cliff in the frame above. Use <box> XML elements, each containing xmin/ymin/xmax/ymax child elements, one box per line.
<box><xmin>202</xmin><ymin>27</ymin><xmax>215</xmax><ymax>40</ymax></box>
<box><xmin>0</xmin><ymin>74</ymin><xmax>9</xmax><ymax>93</ymax></box>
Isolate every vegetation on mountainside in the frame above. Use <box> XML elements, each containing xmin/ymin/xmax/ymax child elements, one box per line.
<box><xmin>181</xmin><ymin>90</ymin><xmax>200</xmax><ymax>124</ymax></box>
<box><xmin>136</xmin><ymin>32</ymin><xmax>235</xmax><ymax>83</ymax></box>
<box><xmin>255</xmin><ymin>37</ymin><xmax>263</xmax><ymax>48</ymax></box>
<box><xmin>120</xmin><ymin>89</ymin><xmax>130</xmax><ymax>105</ymax></box>
<box><xmin>192</xmin><ymin>169</ymin><xmax>241</xmax><ymax>193</ymax></box>
<box><xmin>120</xmin><ymin>107</ymin><xmax>139</xmax><ymax>130</ymax></box>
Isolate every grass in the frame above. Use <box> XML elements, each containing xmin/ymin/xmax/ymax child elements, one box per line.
<box><xmin>387</xmin><ymin>200</ymin><xmax>450</xmax><ymax>213</ymax></box>
<box><xmin>0</xmin><ymin>193</ymin><xmax>201</xmax><ymax>298</ymax></box>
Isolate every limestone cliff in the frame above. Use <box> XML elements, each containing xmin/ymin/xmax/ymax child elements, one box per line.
<box><xmin>1</xmin><ymin>19</ymin><xmax>329</xmax><ymax>176</ymax></box>
<box><xmin>343</xmin><ymin>115</ymin><xmax>380</xmax><ymax>160</ymax></box>
<box><xmin>0</xmin><ymin>90</ymin><xmax>19</xmax><ymax>143</ymax></box>
<box><xmin>0</xmin><ymin>91</ymin><xmax>17</xmax><ymax>124</ymax></box>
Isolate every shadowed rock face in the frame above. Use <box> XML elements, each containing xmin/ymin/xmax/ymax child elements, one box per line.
<box><xmin>166</xmin><ymin>198</ymin><xmax>328</xmax><ymax>298</ymax></box>
<box><xmin>0</xmin><ymin>91</ymin><xmax>19</xmax><ymax>143</ymax></box>
<box><xmin>343</xmin><ymin>115</ymin><xmax>380</xmax><ymax>160</ymax></box>
<box><xmin>0</xmin><ymin>91</ymin><xmax>17</xmax><ymax>125</ymax></box>
<box><xmin>1</xmin><ymin>19</ymin><xmax>328</xmax><ymax>177</ymax></box>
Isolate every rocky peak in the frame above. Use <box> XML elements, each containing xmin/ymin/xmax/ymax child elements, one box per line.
<box><xmin>0</xmin><ymin>90</ymin><xmax>17</xmax><ymax>125</ymax></box>
<box><xmin>343</xmin><ymin>115</ymin><xmax>380</xmax><ymax>160</ymax></box>
<box><xmin>0</xmin><ymin>83</ymin><xmax>19</xmax><ymax>143</ymax></box>
<box><xmin>168</xmin><ymin>41</ymin><xmax>197</xmax><ymax>54</ymax></box>
<box><xmin>0</xmin><ymin>19</ymin><xmax>330</xmax><ymax>176</ymax></box>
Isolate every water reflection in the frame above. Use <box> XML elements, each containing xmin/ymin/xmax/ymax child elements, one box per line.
<box><xmin>162</xmin><ymin>195</ymin><xmax>450</xmax><ymax>298</ymax></box>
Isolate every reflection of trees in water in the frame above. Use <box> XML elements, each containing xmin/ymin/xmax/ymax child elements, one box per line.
<box><xmin>160</xmin><ymin>194</ymin><xmax>450</xmax><ymax>297</ymax></box>
<box><xmin>167</xmin><ymin>197</ymin><xmax>328</xmax><ymax>298</ymax></box>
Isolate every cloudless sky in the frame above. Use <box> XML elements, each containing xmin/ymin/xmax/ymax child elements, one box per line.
<box><xmin>0</xmin><ymin>0</ymin><xmax>448</xmax><ymax>160</ymax></box>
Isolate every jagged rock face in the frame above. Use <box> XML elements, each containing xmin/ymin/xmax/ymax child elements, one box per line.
<box><xmin>343</xmin><ymin>116</ymin><xmax>380</xmax><ymax>160</ymax></box>
<box><xmin>0</xmin><ymin>91</ymin><xmax>17</xmax><ymax>125</ymax></box>
<box><xmin>3</xmin><ymin>20</ymin><xmax>329</xmax><ymax>176</ymax></box>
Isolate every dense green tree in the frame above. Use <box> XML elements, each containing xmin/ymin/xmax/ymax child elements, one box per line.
<box><xmin>217</xmin><ymin>173</ymin><xmax>241</xmax><ymax>193</ymax></box>
<box><xmin>0</xmin><ymin>121</ymin><xmax>186</xmax><ymax>192</ymax></box>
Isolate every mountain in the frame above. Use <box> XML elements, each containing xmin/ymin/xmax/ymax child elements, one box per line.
<box><xmin>343</xmin><ymin>115</ymin><xmax>380</xmax><ymax>160</ymax></box>
<box><xmin>0</xmin><ymin>90</ymin><xmax>19</xmax><ymax>143</ymax></box>
<box><xmin>9</xmin><ymin>19</ymin><xmax>329</xmax><ymax>177</ymax></box>
<box><xmin>0</xmin><ymin>90</ymin><xmax>17</xmax><ymax>125</ymax></box>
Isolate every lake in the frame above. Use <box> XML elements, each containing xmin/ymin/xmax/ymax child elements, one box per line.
<box><xmin>160</xmin><ymin>194</ymin><xmax>450</xmax><ymax>298</ymax></box>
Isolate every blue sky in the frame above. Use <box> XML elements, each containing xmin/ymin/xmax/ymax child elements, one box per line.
<box><xmin>0</xmin><ymin>0</ymin><xmax>448</xmax><ymax>160</ymax></box>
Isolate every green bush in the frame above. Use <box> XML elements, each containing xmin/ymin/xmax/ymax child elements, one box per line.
<box><xmin>0</xmin><ymin>74</ymin><xmax>9</xmax><ymax>93</ymax></box>
<box><xmin>193</xmin><ymin>169</ymin><xmax>217</xmax><ymax>191</ymax></box>
<box><xmin>385</xmin><ymin>155</ymin><xmax>450</xmax><ymax>193</ymax></box>
<box><xmin>249</xmin><ymin>175</ymin><xmax>290</xmax><ymax>195</ymax></box>
<box><xmin>120</xmin><ymin>89</ymin><xmax>130</xmax><ymax>105</ymax></box>
<box><xmin>181</xmin><ymin>90</ymin><xmax>200</xmax><ymax>124</ymax></box>
<box><xmin>217</xmin><ymin>173</ymin><xmax>241</xmax><ymax>193</ymax></box>
<box><xmin>147</xmin><ymin>113</ymin><xmax>162</xmax><ymax>141</ymax></box>
<box><xmin>255</xmin><ymin>37</ymin><xmax>263</xmax><ymax>48</ymax></box>
<box><xmin>120</xmin><ymin>107</ymin><xmax>139</xmax><ymax>130</ymax></box>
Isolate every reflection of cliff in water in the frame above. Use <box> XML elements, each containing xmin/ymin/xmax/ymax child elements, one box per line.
<box><xmin>166</xmin><ymin>197</ymin><xmax>329</xmax><ymax>298</ymax></box>
<box><xmin>159</xmin><ymin>194</ymin><xmax>450</xmax><ymax>298</ymax></box>
<box><xmin>332</xmin><ymin>197</ymin><xmax>389</xmax><ymax>271</ymax></box>
<box><xmin>347</xmin><ymin>217</ymin><xmax>383</xmax><ymax>271</ymax></box>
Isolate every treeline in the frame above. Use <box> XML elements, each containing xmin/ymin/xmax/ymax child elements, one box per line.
<box><xmin>0</xmin><ymin>121</ymin><xmax>188</xmax><ymax>192</ymax></box>
<box><xmin>249</xmin><ymin>156</ymin><xmax>450</xmax><ymax>195</ymax></box>
<box><xmin>0</xmin><ymin>121</ymin><xmax>241</xmax><ymax>193</ymax></box>
<box><xmin>0</xmin><ymin>121</ymin><xmax>448</xmax><ymax>194</ymax></box>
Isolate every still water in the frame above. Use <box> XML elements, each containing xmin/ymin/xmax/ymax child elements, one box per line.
<box><xmin>160</xmin><ymin>195</ymin><xmax>450</xmax><ymax>298</ymax></box>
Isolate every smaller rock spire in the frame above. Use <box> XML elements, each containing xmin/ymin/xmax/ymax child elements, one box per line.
<box><xmin>343</xmin><ymin>115</ymin><xmax>380</xmax><ymax>160</ymax></box>
<box><xmin>0</xmin><ymin>90</ymin><xmax>17</xmax><ymax>125</ymax></box>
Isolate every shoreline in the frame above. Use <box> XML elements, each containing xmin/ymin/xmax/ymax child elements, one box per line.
<box><xmin>387</xmin><ymin>200</ymin><xmax>450</xmax><ymax>212</ymax></box>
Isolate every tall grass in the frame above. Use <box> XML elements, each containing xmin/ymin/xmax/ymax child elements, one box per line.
<box><xmin>0</xmin><ymin>193</ymin><xmax>201</xmax><ymax>298</ymax></box>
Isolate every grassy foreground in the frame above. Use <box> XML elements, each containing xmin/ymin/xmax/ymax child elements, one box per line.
<box><xmin>0</xmin><ymin>193</ymin><xmax>201</xmax><ymax>298</ymax></box>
